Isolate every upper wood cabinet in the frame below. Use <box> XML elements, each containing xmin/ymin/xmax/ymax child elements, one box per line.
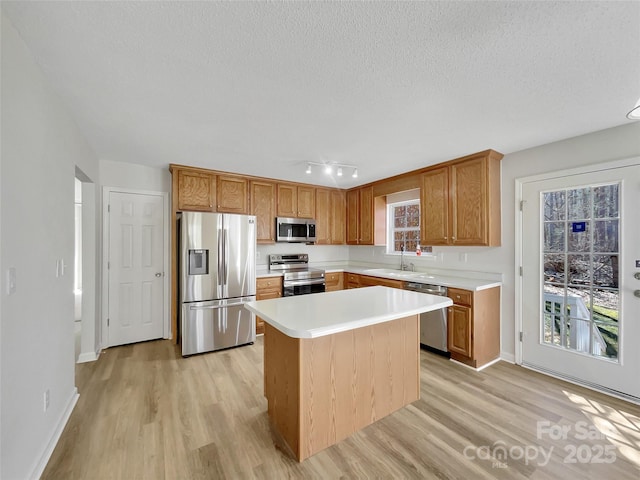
<box><xmin>330</xmin><ymin>189</ymin><xmax>346</xmax><ymax>244</ymax></box>
<box><xmin>315</xmin><ymin>188</ymin><xmax>331</xmax><ymax>244</ymax></box>
<box><xmin>177</xmin><ymin>169</ymin><xmax>216</xmax><ymax>211</ymax></box>
<box><xmin>421</xmin><ymin>150</ymin><xmax>502</xmax><ymax>246</ymax></box>
<box><xmin>420</xmin><ymin>167</ymin><xmax>449</xmax><ymax>245</ymax></box>
<box><xmin>277</xmin><ymin>184</ymin><xmax>316</xmax><ymax>218</ymax></box>
<box><xmin>216</xmin><ymin>175</ymin><xmax>248</xmax><ymax>214</ymax></box>
<box><xmin>346</xmin><ymin>186</ymin><xmax>373</xmax><ymax>245</ymax></box>
<box><xmin>316</xmin><ymin>188</ymin><xmax>346</xmax><ymax>245</ymax></box>
<box><xmin>250</xmin><ymin>180</ymin><xmax>276</xmax><ymax>244</ymax></box>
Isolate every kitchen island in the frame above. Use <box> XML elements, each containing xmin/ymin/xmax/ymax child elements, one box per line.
<box><xmin>244</xmin><ymin>286</ymin><xmax>453</xmax><ymax>461</ymax></box>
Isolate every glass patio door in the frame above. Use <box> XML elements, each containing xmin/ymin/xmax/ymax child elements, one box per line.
<box><xmin>521</xmin><ymin>164</ymin><xmax>640</xmax><ymax>400</ymax></box>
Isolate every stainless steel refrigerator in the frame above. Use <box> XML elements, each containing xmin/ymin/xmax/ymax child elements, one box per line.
<box><xmin>178</xmin><ymin>212</ymin><xmax>256</xmax><ymax>356</ymax></box>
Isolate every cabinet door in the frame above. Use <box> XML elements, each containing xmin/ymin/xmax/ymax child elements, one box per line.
<box><xmin>421</xmin><ymin>167</ymin><xmax>449</xmax><ymax>245</ymax></box>
<box><xmin>217</xmin><ymin>175</ymin><xmax>248</xmax><ymax>214</ymax></box>
<box><xmin>277</xmin><ymin>184</ymin><xmax>297</xmax><ymax>217</ymax></box>
<box><xmin>325</xmin><ymin>272</ymin><xmax>343</xmax><ymax>292</ymax></box>
<box><xmin>346</xmin><ymin>273</ymin><xmax>360</xmax><ymax>289</ymax></box>
<box><xmin>450</xmin><ymin>157</ymin><xmax>487</xmax><ymax>245</ymax></box>
<box><xmin>315</xmin><ymin>188</ymin><xmax>331</xmax><ymax>245</ymax></box>
<box><xmin>177</xmin><ymin>170</ymin><xmax>215</xmax><ymax>211</ymax></box>
<box><xmin>447</xmin><ymin>304</ymin><xmax>472</xmax><ymax>358</ymax></box>
<box><xmin>346</xmin><ymin>189</ymin><xmax>360</xmax><ymax>244</ymax></box>
<box><xmin>330</xmin><ymin>189</ymin><xmax>346</xmax><ymax>244</ymax></box>
<box><xmin>297</xmin><ymin>186</ymin><xmax>316</xmax><ymax>218</ymax></box>
<box><xmin>250</xmin><ymin>180</ymin><xmax>276</xmax><ymax>244</ymax></box>
<box><xmin>359</xmin><ymin>186</ymin><xmax>374</xmax><ymax>245</ymax></box>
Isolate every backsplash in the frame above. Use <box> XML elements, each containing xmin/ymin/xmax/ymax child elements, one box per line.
<box><xmin>256</xmin><ymin>243</ymin><xmax>349</xmax><ymax>267</ymax></box>
<box><xmin>257</xmin><ymin>243</ymin><xmax>503</xmax><ymax>282</ymax></box>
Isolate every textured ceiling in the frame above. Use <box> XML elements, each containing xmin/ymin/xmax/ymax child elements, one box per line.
<box><xmin>3</xmin><ymin>1</ymin><xmax>640</xmax><ymax>188</ymax></box>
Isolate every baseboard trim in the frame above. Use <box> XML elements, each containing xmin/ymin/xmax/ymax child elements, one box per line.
<box><xmin>449</xmin><ymin>356</ymin><xmax>502</xmax><ymax>372</ymax></box>
<box><xmin>500</xmin><ymin>352</ymin><xmax>516</xmax><ymax>364</ymax></box>
<box><xmin>30</xmin><ymin>388</ymin><xmax>79</xmax><ymax>479</ymax></box>
<box><xmin>77</xmin><ymin>348</ymin><xmax>100</xmax><ymax>363</ymax></box>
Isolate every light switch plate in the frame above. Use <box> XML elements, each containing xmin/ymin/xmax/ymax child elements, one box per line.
<box><xmin>7</xmin><ymin>267</ymin><xmax>16</xmax><ymax>295</ymax></box>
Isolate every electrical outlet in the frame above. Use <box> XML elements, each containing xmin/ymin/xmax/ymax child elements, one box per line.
<box><xmin>44</xmin><ymin>389</ymin><xmax>50</xmax><ymax>412</ymax></box>
<box><xmin>459</xmin><ymin>253</ymin><xmax>468</xmax><ymax>262</ymax></box>
<box><xmin>256</xmin><ymin>251</ymin><xmax>261</xmax><ymax>260</ymax></box>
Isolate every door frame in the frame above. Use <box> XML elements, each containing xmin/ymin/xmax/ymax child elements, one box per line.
<box><xmin>101</xmin><ymin>187</ymin><xmax>171</xmax><ymax>348</ymax></box>
<box><xmin>515</xmin><ymin>155</ymin><xmax>640</xmax><ymax>367</ymax></box>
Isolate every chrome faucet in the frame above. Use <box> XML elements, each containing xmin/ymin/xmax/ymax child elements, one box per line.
<box><xmin>400</xmin><ymin>246</ymin><xmax>409</xmax><ymax>271</ymax></box>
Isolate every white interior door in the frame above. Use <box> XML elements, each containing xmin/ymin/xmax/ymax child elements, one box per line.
<box><xmin>107</xmin><ymin>191</ymin><xmax>165</xmax><ymax>347</ymax></box>
<box><xmin>521</xmin><ymin>164</ymin><xmax>640</xmax><ymax>401</ymax></box>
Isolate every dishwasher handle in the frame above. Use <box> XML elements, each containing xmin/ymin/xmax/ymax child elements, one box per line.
<box><xmin>405</xmin><ymin>283</ymin><xmax>448</xmax><ymax>296</ymax></box>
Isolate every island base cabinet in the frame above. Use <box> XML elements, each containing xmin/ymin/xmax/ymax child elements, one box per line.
<box><xmin>263</xmin><ymin>316</ymin><xmax>419</xmax><ymax>461</ymax></box>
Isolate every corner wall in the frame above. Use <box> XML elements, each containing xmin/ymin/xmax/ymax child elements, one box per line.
<box><xmin>350</xmin><ymin>122</ymin><xmax>640</xmax><ymax>361</ymax></box>
<box><xmin>1</xmin><ymin>12</ymin><xmax>99</xmax><ymax>479</ymax></box>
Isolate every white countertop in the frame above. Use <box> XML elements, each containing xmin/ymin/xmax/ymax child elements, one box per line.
<box><xmin>245</xmin><ymin>286</ymin><xmax>453</xmax><ymax>339</ymax></box>
<box><xmin>256</xmin><ymin>264</ymin><xmax>501</xmax><ymax>291</ymax></box>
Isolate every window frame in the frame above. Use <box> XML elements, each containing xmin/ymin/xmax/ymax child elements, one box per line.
<box><xmin>386</xmin><ymin>199</ymin><xmax>421</xmax><ymax>255</ymax></box>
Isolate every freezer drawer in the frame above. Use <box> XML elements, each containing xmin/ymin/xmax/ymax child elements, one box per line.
<box><xmin>181</xmin><ymin>297</ymin><xmax>256</xmax><ymax>356</ymax></box>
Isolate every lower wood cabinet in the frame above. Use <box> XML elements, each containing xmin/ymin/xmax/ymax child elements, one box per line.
<box><xmin>325</xmin><ymin>272</ymin><xmax>343</xmax><ymax>291</ymax></box>
<box><xmin>345</xmin><ymin>273</ymin><xmax>361</xmax><ymax>289</ymax></box>
<box><xmin>344</xmin><ymin>273</ymin><xmax>404</xmax><ymax>290</ymax></box>
<box><xmin>358</xmin><ymin>275</ymin><xmax>404</xmax><ymax>289</ymax></box>
<box><xmin>255</xmin><ymin>276</ymin><xmax>283</xmax><ymax>335</ymax></box>
<box><xmin>447</xmin><ymin>286</ymin><xmax>500</xmax><ymax>368</ymax></box>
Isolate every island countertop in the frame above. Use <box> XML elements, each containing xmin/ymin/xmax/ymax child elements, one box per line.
<box><xmin>244</xmin><ymin>286</ymin><xmax>453</xmax><ymax>339</ymax></box>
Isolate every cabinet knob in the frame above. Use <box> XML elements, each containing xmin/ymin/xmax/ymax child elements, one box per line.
<box><xmin>209</xmin><ymin>204</ymin><xmax>213</xmax><ymax>207</ymax></box>
<box><xmin>452</xmin><ymin>236</ymin><xmax>456</xmax><ymax>240</ymax></box>
<box><xmin>456</xmin><ymin>295</ymin><xmax>461</xmax><ymax>299</ymax></box>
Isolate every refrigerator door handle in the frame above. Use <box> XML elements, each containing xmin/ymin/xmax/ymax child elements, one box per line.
<box><xmin>217</xmin><ymin>228</ymin><xmax>224</xmax><ymax>297</ymax></box>
<box><xmin>224</xmin><ymin>228</ymin><xmax>229</xmax><ymax>288</ymax></box>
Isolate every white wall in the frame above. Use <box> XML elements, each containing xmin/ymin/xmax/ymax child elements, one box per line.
<box><xmin>0</xmin><ymin>12</ymin><xmax>99</xmax><ymax>480</ymax></box>
<box><xmin>351</xmin><ymin>122</ymin><xmax>640</xmax><ymax>361</ymax></box>
<box><xmin>100</xmin><ymin>159</ymin><xmax>171</xmax><ymax>193</ymax></box>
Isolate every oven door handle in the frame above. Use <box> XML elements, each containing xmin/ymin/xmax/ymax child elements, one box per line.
<box><xmin>284</xmin><ymin>278</ymin><xmax>326</xmax><ymax>287</ymax></box>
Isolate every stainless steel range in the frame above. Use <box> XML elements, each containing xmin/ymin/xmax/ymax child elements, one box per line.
<box><xmin>268</xmin><ymin>254</ymin><xmax>325</xmax><ymax>296</ymax></box>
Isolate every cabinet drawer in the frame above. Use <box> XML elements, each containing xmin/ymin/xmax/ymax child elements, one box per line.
<box><xmin>325</xmin><ymin>272</ymin><xmax>343</xmax><ymax>291</ymax></box>
<box><xmin>346</xmin><ymin>273</ymin><xmax>360</xmax><ymax>284</ymax></box>
<box><xmin>448</xmin><ymin>288</ymin><xmax>472</xmax><ymax>306</ymax></box>
<box><xmin>256</xmin><ymin>276</ymin><xmax>283</xmax><ymax>295</ymax></box>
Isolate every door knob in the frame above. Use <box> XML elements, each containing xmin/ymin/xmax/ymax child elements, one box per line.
<box><xmin>634</xmin><ymin>290</ymin><xmax>640</xmax><ymax>298</ymax></box>
<box><xmin>155</xmin><ymin>272</ymin><xmax>163</xmax><ymax>277</ymax></box>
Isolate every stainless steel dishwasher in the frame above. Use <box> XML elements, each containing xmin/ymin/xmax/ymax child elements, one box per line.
<box><xmin>404</xmin><ymin>282</ymin><xmax>449</xmax><ymax>354</ymax></box>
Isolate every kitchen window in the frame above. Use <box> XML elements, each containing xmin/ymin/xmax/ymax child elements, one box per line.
<box><xmin>387</xmin><ymin>199</ymin><xmax>420</xmax><ymax>254</ymax></box>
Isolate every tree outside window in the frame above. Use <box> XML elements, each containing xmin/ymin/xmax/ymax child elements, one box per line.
<box><xmin>388</xmin><ymin>200</ymin><xmax>420</xmax><ymax>253</ymax></box>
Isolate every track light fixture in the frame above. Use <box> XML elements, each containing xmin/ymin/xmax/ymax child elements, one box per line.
<box><xmin>304</xmin><ymin>161</ymin><xmax>359</xmax><ymax>179</ymax></box>
<box><xmin>627</xmin><ymin>96</ymin><xmax>640</xmax><ymax>120</ymax></box>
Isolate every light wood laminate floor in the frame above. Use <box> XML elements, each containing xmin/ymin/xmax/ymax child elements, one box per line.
<box><xmin>43</xmin><ymin>337</ymin><xmax>640</xmax><ymax>479</ymax></box>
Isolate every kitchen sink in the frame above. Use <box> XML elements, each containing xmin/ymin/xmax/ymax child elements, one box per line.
<box><xmin>412</xmin><ymin>273</ymin><xmax>435</xmax><ymax>280</ymax></box>
<box><xmin>362</xmin><ymin>268</ymin><xmax>419</xmax><ymax>278</ymax></box>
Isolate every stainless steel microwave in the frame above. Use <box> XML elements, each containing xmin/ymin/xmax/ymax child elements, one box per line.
<box><xmin>276</xmin><ymin>217</ymin><xmax>316</xmax><ymax>243</ymax></box>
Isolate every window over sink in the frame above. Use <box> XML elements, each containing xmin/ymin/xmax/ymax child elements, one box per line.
<box><xmin>387</xmin><ymin>196</ymin><xmax>420</xmax><ymax>254</ymax></box>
